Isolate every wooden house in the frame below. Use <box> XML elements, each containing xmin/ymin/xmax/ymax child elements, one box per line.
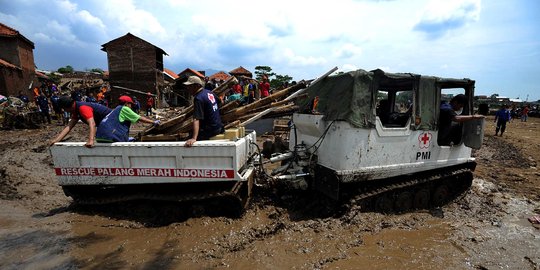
<box><xmin>101</xmin><ymin>33</ymin><xmax>167</xmax><ymax>106</ymax></box>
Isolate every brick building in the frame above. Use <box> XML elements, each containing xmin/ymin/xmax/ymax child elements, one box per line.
<box><xmin>0</xmin><ymin>23</ymin><xmax>37</xmax><ymax>97</ymax></box>
<box><xmin>101</xmin><ymin>33</ymin><xmax>167</xmax><ymax>106</ymax></box>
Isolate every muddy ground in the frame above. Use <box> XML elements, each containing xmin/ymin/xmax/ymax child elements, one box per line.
<box><xmin>0</xmin><ymin>117</ymin><xmax>539</xmax><ymax>269</ymax></box>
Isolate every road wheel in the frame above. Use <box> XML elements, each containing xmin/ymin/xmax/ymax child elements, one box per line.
<box><xmin>432</xmin><ymin>184</ymin><xmax>450</xmax><ymax>206</ymax></box>
<box><xmin>413</xmin><ymin>188</ymin><xmax>430</xmax><ymax>209</ymax></box>
<box><xmin>394</xmin><ymin>191</ymin><xmax>413</xmax><ymax>212</ymax></box>
<box><xmin>375</xmin><ymin>194</ymin><xmax>394</xmax><ymax>213</ymax></box>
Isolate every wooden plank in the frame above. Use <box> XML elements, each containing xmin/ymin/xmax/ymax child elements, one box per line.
<box><xmin>220</xmin><ymin>100</ymin><xmax>240</xmax><ymax>114</ymax></box>
<box><xmin>140</xmin><ymin>134</ymin><xmax>181</xmax><ymax>141</ymax></box>
<box><xmin>224</xmin><ymin>120</ymin><xmax>241</xmax><ymax>129</ymax></box>
<box><xmin>225</xmin><ymin>82</ymin><xmax>306</xmax><ymax>117</ymax></box>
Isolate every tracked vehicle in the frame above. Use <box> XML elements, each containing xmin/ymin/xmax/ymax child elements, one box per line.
<box><xmin>50</xmin><ymin>68</ymin><xmax>484</xmax><ymax>214</ymax></box>
<box><xmin>271</xmin><ymin>69</ymin><xmax>484</xmax><ymax>211</ymax></box>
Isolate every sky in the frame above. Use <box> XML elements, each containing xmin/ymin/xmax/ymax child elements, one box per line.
<box><xmin>1</xmin><ymin>0</ymin><xmax>539</xmax><ymax>101</ymax></box>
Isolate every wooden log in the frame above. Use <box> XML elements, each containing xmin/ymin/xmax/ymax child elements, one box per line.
<box><xmin>112</xmin><ymin>85</ymin><xmax>157</xmax><ymax>97</ymax></box>
<box><xmin>224</xmin><ymin>120</ymin><xmax>241</xmax><ymax>129</ymax></box>
<box><xmin>213</xmin><ymin>76</ymin><xmax>238</xmax><ymax>96</ymax></box>
<box><xmin>239</xmin><ymin>103</ymin><xmax>296</xmax><ymax>126</ymax></box>
<box><xmin>226</xmin><ymin>81</ymin><xmax>305</xmax><ymax>116</ymax></box>
<box><xmin>140</xmin><ymin>134</ymin><xmax>181</xmax><ymax>141</ymax></box>
<box><xmin>176</xmin><ymin>119</ymin><xmax>195</xmax><ymax>134</ymax></box>
<box><xmin>265</xmin><ymin>105</ymin><xmax>300</xmax><ymax>119</ymax></box>
<box><xmin>284</xmin><ymin>67</ymin><xmax>337</xmax><ymax>101</ymax></box>
<box><xmin>220</xmin><ymin>100</ymin><xmax>240</xmax><ymax>114</ymax></box>
<box><xmin>155</xmin><ymin>113</ymin><xmax>187</xmax><ymax>130</ymax></box>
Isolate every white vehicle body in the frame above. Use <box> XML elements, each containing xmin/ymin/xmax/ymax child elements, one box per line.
<box><xmin>51</xmin><ymin>131</ymin><xmax>257</xmax><ymax>186</ymax></box>
<box><xmin>291</xmin><ymin>114</ymin><xmax>483</xmax><ymax>182</ymax></box>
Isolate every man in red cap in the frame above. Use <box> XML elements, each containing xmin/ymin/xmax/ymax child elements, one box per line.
<box><xmin>96</xmin><ymin>95</ymin><xmax>160</xmax><ymax>142</ymax></box>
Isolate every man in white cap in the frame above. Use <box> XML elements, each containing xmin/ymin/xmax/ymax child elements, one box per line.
<box><xmin>183</xmin><ymin>76</ymin><xmax>224</xmax><ymax>147</ymax></box>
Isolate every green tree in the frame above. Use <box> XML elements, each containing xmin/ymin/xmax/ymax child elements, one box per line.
<box><xmin>89</xmin><ymin>68</ymin><xmax>104</xmax><ymax>74</ymax></box>
<box><xmin>270</xmin><ymin>74</ymin><xmax>293</xmax><ymax>89</ymax></box>
<box><xmin>48</xmin><ymin>73</ymin><xmax>62</xmax><ymax>85</ymax></box>
<box><xmin>254</xmin><ymin>66</ymin><xmax>275</xmax><ymax>81</ymax></box>
<box><xmin>57</xmin><ymin>65</ymin><xmax>74</xmax><ymax>74</ymax></box>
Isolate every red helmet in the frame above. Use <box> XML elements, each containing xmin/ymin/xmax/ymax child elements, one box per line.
<box><xmin>118</xmin><ymin>95</ymin><xmax>134</xmax><ymax>104</ymax></box>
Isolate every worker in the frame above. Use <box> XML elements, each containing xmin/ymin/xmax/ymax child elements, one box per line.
<box><xmin>96</xmin><ymin>96</ymin><xmax>160</xmax><ymax>142</ymax></box>
<box><xmin>50</xmin><ymin>96</ymin><xmax>112</xmax><ymax>148</ymax></box>
<box><xmin>183</xmin><ymin>76</ymin><xmax>224</xmax><ymax>147</ymax></box>
<box><xmin>145</xmin><ymin>92</ymin><xmax>154</xmax><ymax>116</ymax></box>
<box><xmin>438</xmin><ymin>94</ymin><xmax>484</xmax><ymax>146</ymax></box>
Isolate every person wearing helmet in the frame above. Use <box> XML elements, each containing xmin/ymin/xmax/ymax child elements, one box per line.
<box><xmin>183</xmin><ymin>76</ymin><xmax>224</xmax><ymax>147</ymax></box>
<box><xmin>50</xmin><ymin>95</ymin><xmax>113</xmax><ymax>148</ymax></box>
<box><xmin>96</xmin><ymin>95</ymin><xmax>160</xmax><ymax>143</ymax></box>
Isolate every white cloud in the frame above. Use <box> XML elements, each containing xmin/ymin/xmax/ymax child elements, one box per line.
<box><xmin>56</xmin><ymin>0</ymin><xmax>77</xmax><ymax>12</ymax></box>
<box><xmin>282</xmin><ymin>48</ymin><xmax>327</xmax><ymax>66</ymax></box>
<box><xmin>341</xmin><ymin>64</ymin><xmax>359</xmax><ymax>72</ymax></box>
<box><xmin>76</xmin><ymin>10</ymin><xmax>105</xmax><ymax>29</ymax></box>
<box><xmin>101</xmin><ymin>0</ymin><xmax>166</xmax><ymax>38</ymax></box>
<box><xmin>421</xmin><ymin>0</ymin><xmax>481</xmax><ymax>23</ymax></box>
<box><xmin>333</xmin><ymin>43</ymin><xmax>363</xmax><ymax>59</ymax></box>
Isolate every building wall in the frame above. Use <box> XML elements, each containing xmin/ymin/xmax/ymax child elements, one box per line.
<box><xmin>0</xmin><ymin>37</ymin><xmax>20</xmax><ymax>66</ymax></box>
<box><xmin>0</xmin><ymin>36</ymin><xmax>36</xmax><ymax>96</ymax></box>
<box><xmin>18</xmin><ymin>40</ymin><xmax>36</xmax><ymax>93</ymax></box>
<box><xmin>0</xmin><ymin>68</ymin><xmax>23</xmax><ymax>96</ymax></box>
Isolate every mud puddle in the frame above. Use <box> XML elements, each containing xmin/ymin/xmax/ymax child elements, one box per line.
<box><xmin>0</xmin><ymin>178</ymin><xmax>538</xmax><ymax>269</ymax></box>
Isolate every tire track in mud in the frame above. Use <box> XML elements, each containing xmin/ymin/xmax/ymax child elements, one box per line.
<box><xmin>201</xmin><ymin>207</ymin><xmax>288</xmax><ymax>259</ymax></box>
<box><xmin>196</xmin><ymin>195</ymin><xmax>416</xmax><ymax>268</ymax></box>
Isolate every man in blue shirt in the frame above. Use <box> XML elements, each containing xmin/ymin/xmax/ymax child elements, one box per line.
<box><xmin>36</xmin><ymin>91</ymin><xmax>51</xmax><ymax>124</ymax></box>
<box><xmin>183</xmin><ymin>76</ymin><xmax>224</xmax><ymax>147</ymax></box>
<box><xmin>438</xmin><ymin>94</ymin><xmax>484</xmax><ymax>146</ymax></box>
<box><xmin>494</xmin><ymin>104</ymin><xmax>511</xmax><ymax>136</ymax></box>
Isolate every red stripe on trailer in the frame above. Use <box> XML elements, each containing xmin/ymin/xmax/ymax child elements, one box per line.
<box><xmin>54</xmin><ymin>168</ymin><xmax>235</xmax><ymax>179</ymax></box>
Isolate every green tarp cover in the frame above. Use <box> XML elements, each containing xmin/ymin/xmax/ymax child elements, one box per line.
<box><xmin>300</xmin><ymin>69</ymin><xmax>376</xmax><ymax>128</ymax></box>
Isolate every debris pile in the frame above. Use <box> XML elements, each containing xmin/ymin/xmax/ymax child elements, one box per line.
<box><xmin>1</xmin><ymin>96</ymin><xmax>42</xmax><ymax>129</ymax></box>
<box><xmin>138</xmin><ymin>77</ymin><xmax>307</xmax><ymax>141</ymax></box>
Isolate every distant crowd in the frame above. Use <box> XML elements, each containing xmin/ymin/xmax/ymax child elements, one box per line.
<box><xmin>202</xmin><ymin>75</ymin><xmax>296</xmax><ymax>105</ymax></box>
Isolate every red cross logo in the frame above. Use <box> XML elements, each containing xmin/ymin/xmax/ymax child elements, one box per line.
<box><xmin>207</xmin><ymin>93</ymin><xmax>215</xmax><ymax>104</ymax></box>
<box><xmin>418</xmin><ymin>132</ymin><xmax>432</xmax><ymax>149</ymax></box>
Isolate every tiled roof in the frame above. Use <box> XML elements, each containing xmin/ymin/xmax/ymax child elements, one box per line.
<box><xmin>229</xmin><ymin>66</ymin><xmax>252</xmax><ymax>76</ymax></box>
<box><xmin>209</xmin><ymin>71</ymin><xmax>230</xmax><ymax>81</ymax></box>
<box><xmin>177</xmin><ymin>68</ymin><xmax>205</xmax><ymax>80</ymax></box>
<box><xmin>0</xmin><ymin>58</ymin><xmax>20</xmax><ymax>70</ymax></box>
<box><xmin>0</xmin><ymin>23</ymin><xmax>18</xmax><ymax>36</ymax></box>
<box><xmin>163</xmin><ymin>68</ymin><xmax>179</xmax><ymax>79</ymax></box>
<box><xmin>0</xmin><ymin>23</ymin><xmax>34</xmax><ymax>48</ymax></box>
